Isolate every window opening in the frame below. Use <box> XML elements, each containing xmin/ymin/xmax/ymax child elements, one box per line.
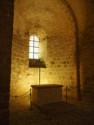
<box><xmin>29</xmin><ymin>35</ymin><xmax>39</xmax><ymax>59</ymax></box>
<box><xmin>29</xmin><ymin>35</ymin><xmax>46</xmax><ymax>68</ymax></box>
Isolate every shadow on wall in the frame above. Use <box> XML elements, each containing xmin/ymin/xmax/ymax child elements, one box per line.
<box><xmin>80</xmin><ymin>0</ymin><xmax>94</xmax><ymax>102</ymax></box>
<box><xmin>81</xmin><ymin>27</ymin><xmax>94</xmax><ymax>102</ymax></box>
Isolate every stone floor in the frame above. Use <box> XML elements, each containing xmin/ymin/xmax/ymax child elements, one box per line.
<box><xmin>10</xmin><ymin>102</ymin><xmax>94</xmax><ymax>125</ymax></box>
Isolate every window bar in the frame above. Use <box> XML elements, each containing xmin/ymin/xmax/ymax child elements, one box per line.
<box><xmin>33</xmin><ymin>36</ymin><xmax>34</xmax><ymax>59</ymax></box>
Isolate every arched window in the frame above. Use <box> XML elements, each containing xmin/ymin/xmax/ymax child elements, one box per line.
<box><xmin>29</xmin><ymin>35</ymin><xmax>46</xmax><ymax>68</ymax></box>
<box><xmin>29</xmin><ymin>35</ymin><xmax>39</xmax><ymax>59</ymax></box>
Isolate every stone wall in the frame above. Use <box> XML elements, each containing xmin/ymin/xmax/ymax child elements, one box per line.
<box><xmin>67</xmin><ymin>0</ymin><xmax>94</xmax><ymax>102</ymax></box>
<box><xmin>0</xmin><ymin>0</ymin><xmax>14</xmax><ymax>125</ymax></box>
<box><xmin>80</xmin><ymin>0</ymin><xmax>94</xmax><ymax>102</ymax></box>
<box><xmin>80</xmin><ymin>16</ymin><xmax>94</xmax><ymax>102</ymax></box>
<box><xmin>10</xmin><ymin>0</ymin><xmax>78</xmax><ymax>110</ymax></box>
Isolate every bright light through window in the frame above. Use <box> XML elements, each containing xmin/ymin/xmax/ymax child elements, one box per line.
<box><xmin>34</xmin><ymin>36</ymin><xmax>39</xmax><ymax>41</ymax></box>
<box><xmin>34</xmin><ymin>42</ymin><xmax>39</xmax><ymax>47</ymax></box>
<box><xmin>29</xmin><ymin>35</ymin><xmax>39</xmax><ymax>59</ymax></box>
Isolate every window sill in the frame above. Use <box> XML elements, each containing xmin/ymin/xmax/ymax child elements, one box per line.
<box><xmin>29</xmin><ymin>59</ymin><xmax>46</xmax><ymax>68</ymax></box>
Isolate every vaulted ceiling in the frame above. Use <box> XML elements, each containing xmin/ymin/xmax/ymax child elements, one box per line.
<box><xmin>14</xmin><ymin>0</ymin><xmax>77</xmax><ymax>38</ymax></box>
<box><xmin>14</xmin><ymin>0</ymin><xmax>94</xmax><ymax>37</ymax></box>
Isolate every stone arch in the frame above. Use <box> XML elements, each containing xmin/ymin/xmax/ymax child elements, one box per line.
<box><xmin>60</xmin><ymin>0</ymin><xmax>81</xmax><ymax>100</ymax></box>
